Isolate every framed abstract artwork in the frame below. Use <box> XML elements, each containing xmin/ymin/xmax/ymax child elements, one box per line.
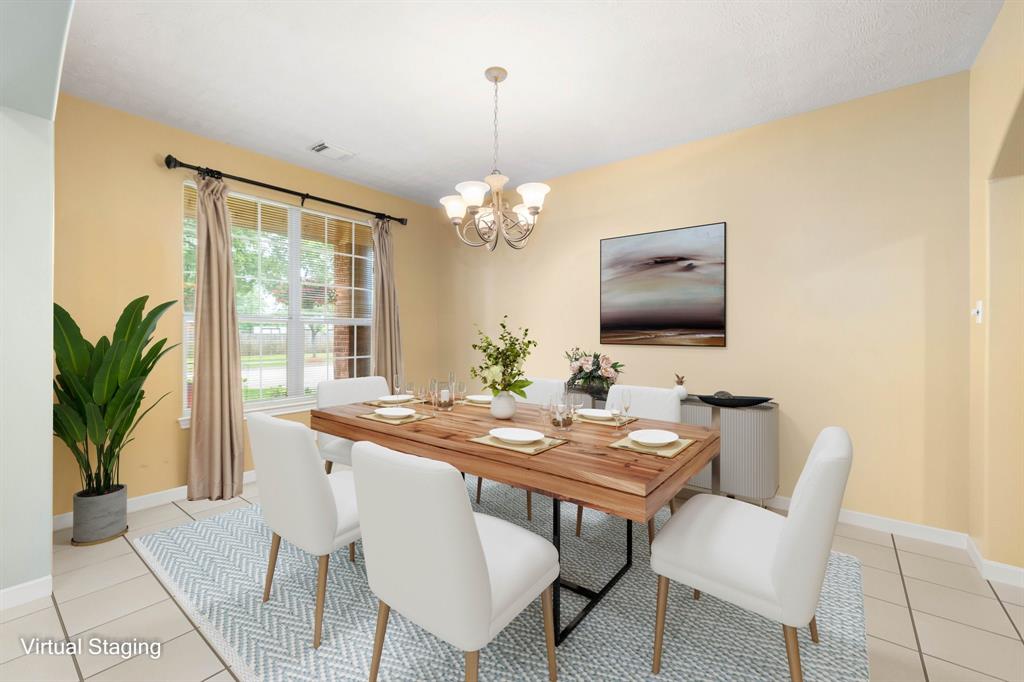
<box><xmin>600</xmin><ymin>222</ymin><xmax>726</xmax><ymax>346</ymax></box>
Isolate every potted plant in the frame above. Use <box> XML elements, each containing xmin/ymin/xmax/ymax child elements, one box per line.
<box><xmin>565</xmin><ymin>347</ymin><xmax>624</xmax><ymax>399</ymax></box>
<box><xmin>52</xmin><ymin>296</ymin><xmax>176</xmax><ymax>545</ymax></box>
<box><xmin>469</xmin><ymin>316</ymin><xmax>537</xmax><ymax>419</ymax></box>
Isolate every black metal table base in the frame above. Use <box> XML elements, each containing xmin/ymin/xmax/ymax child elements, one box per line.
<box><xmin>550</xmin><ymin>498</ymin><xmax>633</xmax><ymax>644</ymax></box>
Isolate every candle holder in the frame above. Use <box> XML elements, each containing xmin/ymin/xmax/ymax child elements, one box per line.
<box><xmin>436</xmin><ymin>381</ymin><xmax>454</xmax><ymax>412</ymax></box>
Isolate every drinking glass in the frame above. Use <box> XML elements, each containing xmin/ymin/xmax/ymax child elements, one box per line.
<box><xmin>453</xmin><ymin>380</ymin><xmax>467</xmax><ymax>403</ymax></box>
<box><xmin>570</xmin><ymin>393</ymin><xmax>585</xmax><ymax>417</ymax></box>
<box><xmin>428</xmin><ymin>378</ymin><xmax>439</xmax><ymax>410</ymax></box>
<box><xmin>393</xmin><ymin>374</ymin><xmax>404</xmax><ymax>395</ymax></box>
<box><xmin>621</xmin><ymin>389</ymin><xmax>632</xmax><ymax>421</ymax></box>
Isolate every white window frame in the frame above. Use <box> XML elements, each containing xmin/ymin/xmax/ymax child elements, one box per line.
<box><xmin>179</xmin><ymin>182</ymin><xmax>374</xmax><ymax>428</ymax></box>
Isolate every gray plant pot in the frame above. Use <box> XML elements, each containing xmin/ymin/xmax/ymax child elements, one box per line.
<box><xmin>72</xmin><ymin>485</ymin><xmax>127</xmax><ymax>545</ymax></box>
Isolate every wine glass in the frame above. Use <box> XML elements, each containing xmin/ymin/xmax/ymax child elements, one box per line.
<box><xmin>621</xmin><ymin>389</ymin><xmax>632</xmax><ymax>421</ymax></box>
<box><xmin>428</xmin><ymin>378</ymin><xmax>439</xmax><ymax>410</ymax></box>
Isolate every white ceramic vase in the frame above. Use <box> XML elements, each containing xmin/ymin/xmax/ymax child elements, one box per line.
<box><xmin>490</xmin><ymin>391</ymin><xmax>516</xmax><ymax>419</ymax></box>
<box><xmin>674</xmin><ymin>384</ymin><xmax>689</xmax><ymax>401</ymax></box>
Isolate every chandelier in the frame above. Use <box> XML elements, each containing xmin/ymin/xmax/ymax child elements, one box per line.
<box><xmin>440</xmin><ymin>67</ymin><xmax>550</xmax><ymax>250</ymax></box>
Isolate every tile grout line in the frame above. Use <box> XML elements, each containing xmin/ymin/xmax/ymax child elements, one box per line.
<box><xmin>891</xmin><ymin>534</ymin><xmax>929</xmax><ymax>682</ymax></box>
<box><xmin>62</xmin><ymin>593</ymin><xmax>174</xmax><ymax>640</ymax></box>
<box><xmin>987</xmin><ymin>579</ymin><xmax>1024</xmax><ymax>645</ymax></box>
<box><xmin>172</xmin><ymin>500</ymin><xmax>200</xmax><ymax>520</ymax></box>
<box><xmin>92</xmin><ymin>628</ymin><xmax>195</xmax><ymax>678</ymax></box>
<box><xmin>920</xmin><ymin>653</ymin><xmax>1009</xmax><ymax>681</ymax></box>
<box><xmin>124</xmin><ymin>539</ymin><xmax>235</xmax><ymax>675</ymax></box>
<box><xmin>906</xmin><ymin>605</ymin><xmax>1024</xmax><ymax>641</ymax></box>
<box><xmin>50</xmin><ymin>593</ymin><xmax>85</xmax><ymax>682</ymax></box>
<box><xmin>51</xmin><ymin>554</ymin><xmax>151</xmax><ymax>606</ymax></box>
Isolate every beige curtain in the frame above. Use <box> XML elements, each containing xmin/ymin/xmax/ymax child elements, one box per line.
<box><xmin>188</xmin><ymin>175</ymin><xmax>244</xmax><ymax>500</ymax></box>
<box><xmin>371</xmin><ymin>217</ymin><xmax>403</xmax><ymax>389</ymax></box>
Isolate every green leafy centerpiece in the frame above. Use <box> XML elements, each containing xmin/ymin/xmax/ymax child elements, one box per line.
<box><xmin>53</xmin><ymin>296</ymin><xmax>176</xmax><ymax>544</ymax></box>
<box><xmin>469</xmin><ymin>316</ymin><xmax>537</xmax><ymax>419</ymax></box>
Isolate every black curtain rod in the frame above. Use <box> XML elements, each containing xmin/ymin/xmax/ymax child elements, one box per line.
<box><xmin>163</xmin><ymin>154</ymin><xmax>408</xmax><ymax>225</ymax></box>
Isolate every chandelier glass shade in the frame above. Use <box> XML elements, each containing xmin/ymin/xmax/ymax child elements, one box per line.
<box><xmin>440</xmin><ymin>67</ymin><xmax>550</xmax><ymax>251</ymax></box>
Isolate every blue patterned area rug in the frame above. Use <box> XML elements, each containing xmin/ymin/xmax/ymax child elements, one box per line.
<box><xmin>133</xmin><ymin>479</ymin><xmax>869</xmax><ymax>681</ymax></box>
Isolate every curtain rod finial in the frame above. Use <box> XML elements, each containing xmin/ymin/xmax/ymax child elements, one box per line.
<box><xmin>164</xmin><ymin>154</ymin><xmax>180</xmax><ymax>169</ymax></box>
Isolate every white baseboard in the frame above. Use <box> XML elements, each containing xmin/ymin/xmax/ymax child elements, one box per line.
<box><xmin>966</xmin><ymin>535</ymin><xmax>1024</xmax><ymax>586</ymax></box>
<box><xmin>52</xmin><ymin>470</ymin><xmax>258</xmax><ymax>531</ymax></box>
<box><xmin>768</xmin><ymin>495</ymin><xmax>1024</xmax><ymax>585</ymax></box>
<box><xmin>0</xmin><ymin>575</ymin><xmax>52</xmax><ymax>610</ymax></box>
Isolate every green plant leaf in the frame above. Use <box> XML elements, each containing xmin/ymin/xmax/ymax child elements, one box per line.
<box><xmin>53</xmin><ymin>404</ymin><xmax>87</xmax><ymax>443</ymax></box>
<box><xmin>113</xmin><ymin>296</ymin><xmax>148</xmax><ymax>344</ymax></box>
<box><xmin>118</xmin><ymin>300</ymin><xmax>175</xmax><ymax>385</ymax></box>
<box><xmin>53</xmin><ymin>304</ymin><xmax>91</xmax><ymax>377</ymax></box>
<box><xmin>92</xmin><ymin>339</ymin><xmax>125</xmax><ymax>406</ymax></box>
<box><xmin>87</xmin><ymin>336</ymin><xmax>110</xmax><ymax>382</ymax></box>
<box><xmin>104</xmin><ymin>376</ymin><xmax>144</xmax><ymax>430</ymax></box>
<box><xmin>56</xmin><ymin>368</ymin><xmax>92</xmax><ymax>411</ymax></box>
<box><xmin>84</xmin><ymin>402</ymin><xmax>107</xmax><ymax>448</ymax></box>
<box><xmin>138</xmin><ymin>338</ymin><xmax>169</xmax><ymax>373</ymax></box>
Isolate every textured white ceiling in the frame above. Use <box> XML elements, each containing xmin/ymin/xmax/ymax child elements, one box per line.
<box><xmin>61</xmin><ymin>1</ymin><xmax>1001</xmax><ymax>205</ymax></box>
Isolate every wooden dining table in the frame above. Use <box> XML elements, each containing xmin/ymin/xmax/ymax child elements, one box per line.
<box><xmin>310</xmin><ymin>401</ymin><xmax>721</xmax><ymax>644</ymax></box>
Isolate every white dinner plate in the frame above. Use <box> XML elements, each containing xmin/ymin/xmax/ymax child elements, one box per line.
<box><xmin>378</xmin><ymin>394</ymin><xmax>414</xmax><ymax>404</ymax></box>
<box><xmin>375</xmin><ymin>407</ymin><xmax>416</xmax><ymax>419</ymax></box>
<box><xmin>489</xmin><ymin>427</ymin><xmax>544</xmax><ymax>445</ymax></box>
<box><xmin>628</xmin><ymin>429</ymin><xmax>679</xmax><ymax>448</ymax></box>
<box><xmin>578</xmin><ymin>408</ymin><xmax>613</xmax><ymax>421</ymax></box>
<box><xmin>466</xmin><ymin>394</ymin><xmax>492</xmax><ymax>404</ymax></box>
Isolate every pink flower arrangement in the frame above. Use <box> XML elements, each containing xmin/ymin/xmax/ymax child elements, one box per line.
<box><xmin>565</xmin><ymin>347</ymin><xmax>624</xmax><ymax>391</ymax></box>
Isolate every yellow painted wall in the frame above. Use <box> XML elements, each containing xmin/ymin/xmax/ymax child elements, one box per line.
<box><xmin>53</xmin><ymin>94</ymin><xmax>448</xmax><ymax>514</ymax></box>
<box><xmin>967</xmin><ymin>0</ymin><xmax>1024</xmax><ymax>566</ymax></box>
<box><xmin>440</xmin><ymin>74</ymin><xmax>971</xmax><ymax>532</ymax></box>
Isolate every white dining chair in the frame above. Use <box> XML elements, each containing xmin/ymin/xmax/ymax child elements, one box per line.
<box><xmin>246</xmin><ymin>413</ymin><xmax>362</xmax><ymax>648</ymax></box>
<box><xmin>650</xmin><ymin>427</ymin><xmax>853</xmax><ymax>682</ymax></box>
<box><xmin>352</xmin><ymin>441</ymin><xmax>560</xmax><ymax>682</ymax></box>
<box><xmin>316</xmin><ymin>376</ymin><xmax>389</xmax><ymax>472</ymax></box>
<box><xmin>476</xmin><ymin>376</ymin><xmax>566</xmax><ymax>521</ymax></box>
<box><xmin>594</xmin><ymin>384</ymin><xmax>683</xmax><ymax>542</ymax></box>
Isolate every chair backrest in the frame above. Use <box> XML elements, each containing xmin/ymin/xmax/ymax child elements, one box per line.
<box><xmin>317</xmin><ymin>376</ymin><xmax>389</xmax><ymax>448</ymax></box>
<box><xmin>246</xmin><ymin>413</ymin><xmax>339</xmax><ymax>556</ymax></box>
<box><xmin>519</xmin><ymin>377</ymin><xmax>566</xmax><ymax>405</ymax></box>
<box><xmin>351</xmin><ymin>442</ymin><xmax>492</xmax><ymax>651</ymax></box>
<box><xmin>772</xmin><ymin>427</ymin><xmax>853</xmax><ymax>625</ymax></box>
<box><xmin>607</xmin><ymin>384</ymin><xmax>682</xmax><ymax>422</ymax></box>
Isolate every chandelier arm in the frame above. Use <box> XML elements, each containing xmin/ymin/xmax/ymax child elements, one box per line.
<box><xmin>472</xmin><ymin>213</ymin><xmax>499</xmax><ymax>247</ymax></box>
<box><xmin>455</xmin><ymin>224</ymin><xmax>486</xmax><ymax>248</ymax></box>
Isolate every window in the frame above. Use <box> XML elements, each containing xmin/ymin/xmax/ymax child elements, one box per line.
<box><xmin>182</xmin><ymin>183</ymin><xmax>374</xmax><ymax>414</ymax></box>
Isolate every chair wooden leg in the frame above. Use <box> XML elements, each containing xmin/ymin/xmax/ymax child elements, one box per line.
<box><xmin>575</xmin><ymin>505</ymin><xmax>584</xmax><ymax>537</ymax></box>
<box><xmin>541</xmin><ymin>586</ymin><xmax>557</xmax><ymax>681</ymax></box>
<box><xmin>647</xmin><ymin>518</ymin><xmax>656</xmax><ymax>546</ymax></box>
<box><xmin>669</xmin><ymin>498</ymin><xmax>678</xmax><ymax>514</ymax></box>
<box><xmin>783</xmin><ymin>624</ymin><xmax>803</xmax><ymax>682</ymax></box>
<box><xmin>324</xmin><ymin>460</ymin><xmax>333</xmax><ymax>474</ymax></box>
<box><xmin>262</xmin><ymin>533</ymin><xmax>281</xmax><ymax>602</ymax></box>
<box><xmin>527</xmin><ymin>491</ymin><xmax>533</xmax><ymax>521</ymax></box>
<box><xmin>652</xmin><ymin>575</ymin><xmax>670</xmax><ymax>674</ymax></box>
<box><xmin>693</xmin><ymin>589</ymin><xmax>701</xmax><ymax>600</ymax></box>
<box><xmin>476</xmin><ymin>477</ymin><xmax>483</xmax><ymax>503</ymax></box>
<box><xmin>313</xmin><ymin>555</ymin><xmax>329</xmax><ymax>648</ymax></box>
<box><xmin>809</xmin><ymin>616</ymin><xmax>819</xmax><ymax>644</ymax></box>
<box><xmin>369</xmin><ymin>600</ymin><xmax>390</xmax><ymax>682</ymax></box>
<box><xmin>465</xmin><ymin>650</ymin><xmax>480</xmax><ymax>682</ymax></box>
<box><xmin>348</xmin><ymin>542</ymin><xmax>356</xmax><ymax>562</ymax></box>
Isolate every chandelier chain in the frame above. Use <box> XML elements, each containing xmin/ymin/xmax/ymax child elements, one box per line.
<box><xmin>492</xmin><ymin>78</ymin><xmax>500</xmax><ymax>173</ymax></box>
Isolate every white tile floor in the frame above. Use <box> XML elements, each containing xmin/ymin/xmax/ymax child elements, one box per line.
<box><xmin>1</xmin><ymin>488</ymin><xmax>1022</xmax><ymax>681</ymax></box>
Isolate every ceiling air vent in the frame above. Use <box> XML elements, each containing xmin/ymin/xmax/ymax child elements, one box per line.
<box><xmin>309</xmin><ymin>141</ymin><xmax>355</xmax><ymax>161</ymax></box>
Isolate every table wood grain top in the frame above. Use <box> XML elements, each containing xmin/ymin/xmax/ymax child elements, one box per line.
<box><xmin>310</xmin><ymin>402</ymin><xmax>720</xmax><ymax>522</ymax></box>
